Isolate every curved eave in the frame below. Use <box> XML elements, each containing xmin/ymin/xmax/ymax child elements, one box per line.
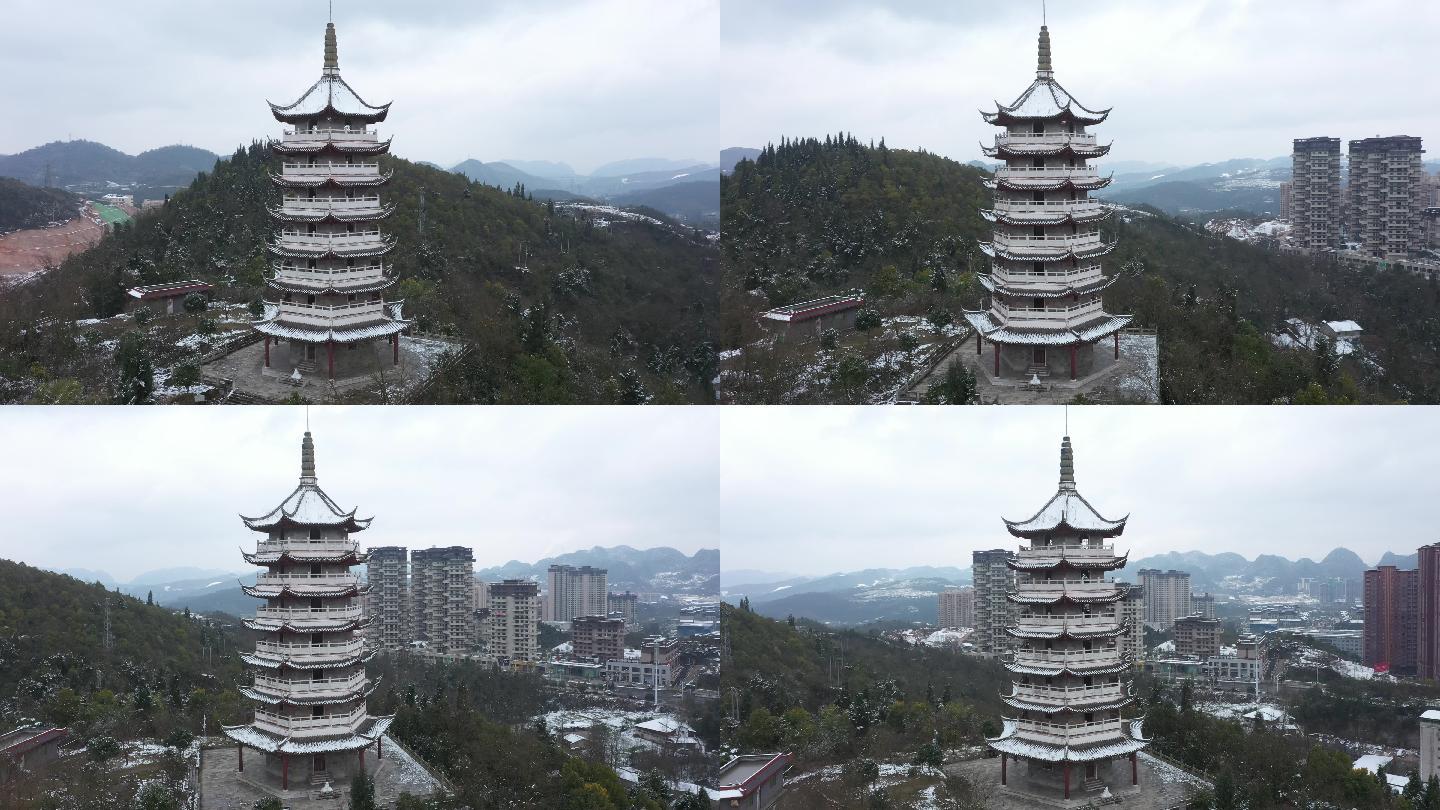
<box><xmin>268</xmin><ymin>74</ymin><xmax>392</xmax><ymax>124</ymax></box>
<box><xmin>1008</xmin><ymin>591</ymin><xmax>1126</xmax><ymax>606</ymax></box>
<box><xmin>238</xmin><ymin>679</ymin><xmax>379</xmax><ymax>706</ymax></box>
<box><xmin>1006</xmin><ymin>622</ymin><xmax>1126</xmax><ymax>640</ymax></box>
<box><xmin>252</xmin><ymin>315</ymin><xmax>410</xmax><ymax>344</ymax></box>
<box><xmin>269</xmin><ymin>137</ymin><xmax>394</xmax><ymax>156</ymax></box>
<box><xmin>267</xmin><ymin>238</ymin><xmax>397</xmax><ymax>259</ymax></box>
<box><xmin>962</xmin><ymin>310</ymin><xmax>1136</xmax><ymax>347</ymax></box>
<box><xmin>1002</xmin><ymin>695</ymin><xmax>1135</xmax><ymax>714</ymax></box>
<box><xmin>267</xmin><ymin>204</ymin><xmax>396</xmax><ymax>223</ymax></box>
<box><xmin>270</xmin><ymin>172</ymin><xmax>394</xmax><ymax>188</ymax></box>
<box><xmin>980</xmin><ymin>240</ymin><xmax>1118</xmax><ymax>263</ymax></box>
<box><xmin>1002</xmin><ymin>657</ymin><xmax>1134</xmax><ymax>678</ymax></box>
<box><xmin>983</xmin><ymin>274</ymin><xmax>1120</xmax><ymax>300</ymax></box>
<box><xmin>267</xmin><ymin>277</ymin><xmax>395</xmax><ymax>296</ymax></box>
<box><xmin>982</xmin><ymin>143</ymin><xmax>1112</xmax><ymax>160</ymax></box>
<box><xmin>240</xmin><ymin>647</ymin><xmax>378</xmax><ymax>671</ymax></box>
<box><xmin>222</xmin><ymin>715</ymin><xmax>395</xmax><ymax>754</ymax></box>
<box><xmin>242</xmin><ymin>616</ymin><xmax>372</xmax><ymax>633</ymax></box>
<box><xmin>986</xmin><ymin>717</ymin><xmax>1147</xmax><ymax>763</ymax></box>
<box><xmin>1007</xmin><ymin>551</ymin><xmax>1130</xmax><ymax>571</ymax></box>
<box><xmin>241</xmin><ymin>549</ymin><xmax>368</xmax><ymax>565</ymax></box>
<box><xmin>240</xmin><ymin>583</ymin><xmax>368</xmax><ymax>600</ymax></box>
<box><xmin>981</xmin><ymin>208</ymin><xmax>1112</xmax><ymax>227</ymax></box>
<box><xmin>240</xmin><ymin>506</ymin><xmax>372</xmax><ymax>530</ymax></box>
<box><xmin>984</xmin><ymin>175</ymin><xmax>1114</xmax><ymax>193</ymax></box>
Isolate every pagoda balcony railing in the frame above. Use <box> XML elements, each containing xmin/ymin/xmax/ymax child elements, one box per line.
<box><xmin>1012</xmin><ymin>717</ymin><xmax>1123</xmax><ymax>746</ymax></box>
<box><xmin>995</xmin><ymin>198</ymin><xmax>1101</xmax><ymax>210</ymax></box>
<box><xmin>254</xmin><ymin>671</ymin><xmax>367</xmax><ymax>695</ymax></box>
<box><xmin>256</xmin><ymin>537</ymin><xmax>357</xmax><ymax>553</ymax></box>
<box><xmin>275</xmin><ymin>300</ymin><xmax>388</xmax><ymax>328</ymax></box>
<box><xmin>254</xmin><ymin>638</ymin><xmax>365</xmax><ymax>658</ymax></box>
<box><xmin>991</xmin><ymin>299</ymin><xmax>1106</xmax><ymax>328</ymax></box>
<box><xmin>997</xmin><ymin>132</ymin><xmax>1098</xmax><ymax>147</ymax></box>
<box><xmin>283</xmin><ymin>127</ymin><xmax>378</xmax><ymax>139</ymax></box>
<box><xmin>1012</xmin><ymin>682</ymin><xmax>1125</xmax><ymax>705</ymax></box>
<box><xmin>257</xmin><ymin>571</ymin><xmax>361</xmax><ymax>583</ymax></box>
<box><xmin>1018</xmin><ymin>576</ymin><xmax>1114</xmax><ymax>588</ymax></box>
<box><xmin>992</xmin><ymin>202</ymin><xmax>1106</xmax><ymax>220</ymax></box>
<box><xmin>273</xmin><ymin>233</ymin><xmax>390</xmax><ymax>255</ymax></box>
<box><xmin>1016</xmin><ymin>545</ymin><xmax>1118</xmax><ymax>561</ymax></box>
<box><xmin>253</xmin><ymin>706</ymin><xmax>366</xmax><ymax>739</ymax></box>
<box><xmin>274</xmin><ymin>265</ymin><xmax>388</xmax><ymax>286</ymax></box>
<box><xmin>282</xmin><ymin>162</ymin><xmax>381</xmax><ymax>175</ymax></box>
<box><xmin>995</xmin><ymin>166</ymin><xmax>1100</xmax><ymax>179</ymax></box>
<box><xmin>992</xmin><ymin>234</ymin><xmax>1104</xmax><ymax>255</ymax></box>
<box><xmin>994</xmin><ymin>265</ymin><xmax>1101</xmax><ymax>280</ymax></box>
<box><xmin>277</xmin><ymin>229</ymin><xmax>383</xmax><ymax>242</ymax></box>
<box><xmin>281</xmin><ymin>195</ymin><xmax>381</xmax><ymax>208</ymax></box>
<box><xmin>1014</xmin><ymin>647</ymin><xmax>1120</xmax><ymax>666</ymax></box>
<box><xmin>997</xmin><ymin>232</ymin><xmax>1102</xmax><ymax>244</ymax></box>
<box><xmin>1016</xmin><ymin>612</ymin><xmax>1120</xmax><ymax>627</ymax></box>
<box><xmin>255</xmin><ymin>604</ymin><xmax>363</xmax><ymax>620</ymax></box>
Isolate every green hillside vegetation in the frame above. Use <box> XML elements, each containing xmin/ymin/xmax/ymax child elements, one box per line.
<box><xmin>721</xmin><ymin>137</ymin><xmax>1440</xmax><ymax>403</ymax></box>
<box><xmin>0</xmin><ymin>177</ymin><xmax>79</xmax><ymax>233</ymax></box>
<box><xmin>0</xmin><ymin>142</ymin><xmax>718</xmax><ymax>404</ymax></box>
<box><xmin>0</xmin><ymin>558</ymin><xmax>251</xmax><ymax>758</ymax></box>
<box><xmin>723</xmin><ymin>602</ymin><xmax>1004</xmax><ymax>767</ymax></box>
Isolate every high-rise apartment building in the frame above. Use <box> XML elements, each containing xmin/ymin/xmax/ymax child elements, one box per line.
<box><xmin>1173</xmin><ymin>615</ymin><xmax>1221</xmax><ymax>658</ymax></box>
<box><xmin>1191</xmin><ymin>592</ymin><xmax>1216</xmax><ymax>619</ymax></box>
<box><xmin>546</xmin><ymin>565</ymin><xmax>608</xmax><ymax>622</ymax></box>
<box><xmin>1418</xmin><ymin>544</ymin><xmax>1440</xmax><ymax>679</ymax></box>
<box><xmin>938</xmin><ymin>586</ymin><xmax>976</xmax><ymax>629</ymax></box>
<box><xmin>489</xmin><ymin>579</ymin><xmax>539</xmax><ymax>666</ymax></box>
<box><xmin>1363</xmin><ymin>565</ymin><xmax>1419</xmax><ymax>676</ymax></box>
<box><xmin>1137</xmin><ymin>569</ymin><xmax>1191</xmax><ymax>630</ymax></box>
<box><xmin>1279</xmin><ymin>181</ymin><xmax>1293</xmax><ymax>222</ymax></box>
<box><xmin>1347</xmin><ymin>136</ymin><xmax>1426</xmax><ymax>258</ymax></box>
<box><xmin>367</xmin><ymin>546</ymin><xmax>411</xmax><ymax>649</ymax></box>
<box><xmin>1117</xmin><ymin>581</ymin><xmax>1146</xmax><ymax>662</ymax></box>
<box><xmin>607</xmin><ymin>591</ymin><xmax>639</xmax><ymax>626</ymax></box>
<box><xmin>1290</xmin><ymin>137</ymin><xmax>1342</xmax><ymax>251</ymax></box>
<box><xmin>972</xmin><ymin>549</ymin><xmax>1016</xmax><ymax>656</ymax></box>
<box><xmin>572</xmin><ymin>615</ymin><xmax>626</xmax><ymax>663</ymax></box>
<box><xmin>412</xmin><ymin>546</ymin><xmax>476</xmax><ymax>655</ymax></box>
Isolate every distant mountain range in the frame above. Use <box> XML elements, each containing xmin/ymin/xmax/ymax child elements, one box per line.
<box><xmin>45</xmin><ymin>545</ymin><xmax>718</xmax><ymax>617</ymax></box>
<box><xmin>721</xmin><ymin>147</ymin><xmax>761</xmax><ymax>173</ymax></box>
<box><xmin>449</xmin><ymin>157</ymin><xmax>720</xmax><ymax>226</ymax></box>
<box><xmin>0</xmin><ymin>140</ymin><xmax>220</xmax><ymax>201</ymax></box>
<box><xmin>726</xmin><ymin>546</ymin><xmax>1424</xmax><ymax>626</ymax></box>
<box><xmin>475</xmin><ymin>545</ymin><xmax>719</xmax><ymax>595</ymax></box>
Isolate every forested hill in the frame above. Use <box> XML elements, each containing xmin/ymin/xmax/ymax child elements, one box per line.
<box><xmin>1</xmin><ymin>143</ymin><xmax>719</xmax><ymax>404</ymax></box>
<box><xmin>0</xmin><ymin>177</ymin><xmax>79</xmax><ymax>233</ymax></box>
<box><xmin>722</xmin><ymin>136</ymin><xmax>1440</xmax><ymax>403</ymax></box>
<box><xmin>0</xmin><ymin>558</ymin><xmax>249</xmax><ymax>734</ymax></box>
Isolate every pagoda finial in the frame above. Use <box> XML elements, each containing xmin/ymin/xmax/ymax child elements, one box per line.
<box><xmin>1058</xmin><ymin>435</ymin><xmax>1076</xmax><ymax>491</ymax></box>
<box><xmin>324</xmin><ymin>22</ymin><xmax>339</xmax><ymax>73</ymax></box>
<box><xmin>1037</xmin><ymin>20</ymin><xmax>1053</xmax><ymax>77</ymax></box>
<box><xmin>301</xmin><ymin>431</ymin><xmax>318</xmax><ymax>484</ymax></box>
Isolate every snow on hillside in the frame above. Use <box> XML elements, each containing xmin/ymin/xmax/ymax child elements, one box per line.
<box><xmin>1205</xmin><ymin>218</ymin><xmax>1290</xmax><ymax>243</ymax></box>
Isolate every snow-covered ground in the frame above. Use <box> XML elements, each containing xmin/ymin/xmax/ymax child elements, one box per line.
<box><xmin>1206</xmin><ymin>218</ymin><xmax>1291</xmax><ymax>243</ymax></box>
<box><xmin>556</xmin><ymin>202</ymin><xmax>665</xmax><ymax>228</ymax></box>
<box><xmin>539</xmin><ymin>707</ymin><xmax>701</xmax><ymax>758</ymax></box>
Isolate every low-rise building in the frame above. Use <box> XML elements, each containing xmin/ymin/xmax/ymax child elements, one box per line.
<box><xmin>711</xmin><ymin>753</ymin><xmax>794</xmax><ymax>810</ymax></box>
<box><xmin>1422</xmin><ymin>710</ymin><xmax>1440</xmax><ymax>781</ymax></box>
<box><xmin>572</xmin><ymin>615</ymin><xmax>625</xmax><ymax>663</ymax></box>
<box><xmin>759</xmin><ymin>294</ymin><xmax>865</xmax><ymax>340</ymax></box>
<box><xmin>0</xmin><ymin>727</ymin><xmax>68</xmax><ymax>786</ymax></box>
<box><xmin>125</xmin><ymin>280</ymin><xmax>213</xmax><ymax>315</ymax></box>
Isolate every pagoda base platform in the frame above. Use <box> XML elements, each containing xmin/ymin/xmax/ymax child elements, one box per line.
<box><xmin>201</xmin><ymin>332</ymin><xmax>464</xmax><ymax>403</ymax></box>
<box><xmin>949</xmin><ymin>330</ymin><xmax>1158</xmax><ymax>404</ymax></box>
<box><xmin>947</xmin><ymin>752</ymin><xmax>1204</xmax><ymax>810</ymax></box>
<box><xmin>196</xmin><ymin>735</ymin><xmax>441</xmax><ymax>810</ymax></box>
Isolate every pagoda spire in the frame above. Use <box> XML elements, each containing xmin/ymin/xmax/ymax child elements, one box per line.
<box><xmin>324</xmin><ymin>21</ymin><xmax>339</xmax><ymax>74</ymax></box>
<box><xmin>1037</xmin><ymin>23</ymin><xmax>1053</xmax><ymax>77</ymax></box>
<box><xmin>300</xmin><ymin>431</ymin><xmax>317</xmax><ymax>484</ymax></box>
<box><xmin>1058</xmin><ymin>435</ymin><xmax>1076</xmax><ymax>491</ymax></box>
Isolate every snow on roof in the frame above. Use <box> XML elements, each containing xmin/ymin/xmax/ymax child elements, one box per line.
<box><xmin>1353</xmin><ymin>754</ymin><xmax>1393</xmax><ymax>774</ymax></box>
<box><xmin>269</xmin><ymin>71</ymin><xmax>390</xmax><ymax>122</ymax></box>
<box><xmin>1325</xmin><ymin>320</ymin><xmax>1362</xmax><ymax>333</ymax></box>
<box><xmin>240</xmin><ymin>482</ymin><xmax>372</xmax><ymax>532</ymax></box>
<box><xmin>634</xmin><ymin>718</ymin><xmax>692</xmax><ymax>735</ymax></box>
<box><xmin>985</xmin><ymin>77</ymin><xmax>1111</xmax><ymax>124</ymax></box>
<box><xmin>1421</xmin><ymin>709</ymin><xmax>1440</xmax><ymax>722</ymax></box>
<box><xmin>963</xmin><ymin>309</ymin><xmax>1134</xmax><ymax>346</ymax></box>
<box><xmin>128</xmin><ymin>280</ymin><xmax>211</xmax><ymax>299</ymax></box>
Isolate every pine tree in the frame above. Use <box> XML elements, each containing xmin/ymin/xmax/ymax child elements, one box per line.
<box><xmin>147</xmin><ymin>590</ymin><xmax>154</xmax><ymax>606</ymax></box>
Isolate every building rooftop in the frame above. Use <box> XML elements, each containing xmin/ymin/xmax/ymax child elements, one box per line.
<box><xmin>127</xmin><ymin>279</ymin><xmax>212</xmax><ymax>300</ymax></box>
<box><xmin>761</xmin><ymin>294</ymin><xmax>864</xmax><ymax>323</ymax></box>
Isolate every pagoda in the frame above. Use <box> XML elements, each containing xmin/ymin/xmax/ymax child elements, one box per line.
<box><xmin>256</xmin><ymin>20</ymin><xmax>409</xmax><ymax>381</ymax></box>
<box><xmin>963</xmin><ymin>23</ymin><xmax>1132</xmax><ymax>382</ymax></box>
<box><xmin>222</xmin><ymin>431</ymin><xmax>392</xmax><ymax>794</ymax></box>
<box><xmin>986</xmin><ymin>436</ymin><xmax>1148</xmax><ymax>801</ymax></box>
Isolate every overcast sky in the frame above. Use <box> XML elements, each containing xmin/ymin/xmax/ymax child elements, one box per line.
<box><xmin>0</xmin><ymin>0</ymin><xmax>719</xmax><ymax>173</ymax></box>
<box><xmin>720</xmin><ymin>407</ymin><xmax>1439</xmax><ymax>576</ymax></box>
<box><xmin>0</xmin><ymin>407</ymin><xmax>718</xmax><ymax>582</ymax></box>
<box><xmin>721</xmin><ymin>0</ymin><xmax>1440</xmax><ymax>168</ymax></box>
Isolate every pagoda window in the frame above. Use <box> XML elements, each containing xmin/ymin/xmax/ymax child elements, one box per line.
<box><xmin>307</xmin><ymin>223</ymin><xmax>316</xmax><ymax>235</ymax></box>
<box><xmin>1032</xmin><ymin>121</ymin><xmax>1044</xmax><ymax>135</ymax></box>
<box><xmin>310</xmin><ymin>563</ymin><xmax>322</xmax><ymax>576</ymax></box>
<box><xmin>312</xmin><ymin>706</ymin><xmax>324</xmax><ymax>718</ymax></box>
<box><xmin>308</xmin><ymin>259</ymin><xmax>317</xmax><ymax>269</ymax></box>
<box><xmin>1033</xmin><ymin>261</ymin><xmax>1044</xmax><ymax>275</ymax></box>
<box><xmin>311</xmin><ymin>632</ymin><xmax>323</xmax><ymax>644</ymax></box>
<box><xmin>310</xmin><ymin>598</ymin><xmax>323</xmax><ymax>611</ymax></box>
<box><xmin>347</xmin><ymin>294</ymin><xmax>357</xmax><ymax>303</ymax></box>
<box><xmin>313</xmin><ymin>669</ymin><xmax>325</xmax><ymax>680</ymax></box>
<box><xmin>1084</xmin><ymin>712</ymin><xmax>1094</xmax><ymax>722</ymax></box>
<box><xmin>306</xmin><ymin>295</ymin><xmax>317</xmax><ymax>305</ymax></box>
<box><xmin>1083</xmin><ymin>676</ymin><xmax>1093</xmax><ymax>686</ymax></box>
<box><xmin>346</xmin><ymin>223</ymin><xmax>355</xmax><ymax>234</ymax></box>
<box><xmin>1032</xmin><ymin>225</ymin><xmax>1044</xmax><ymax>237</ymax></box>
<box><xmin>1033</xmin><ymin>298</ymin><xmax>1044</xmax><ymax>310</ymax></box>
<box><xmin>1032</xmin><ymin>157</ymin><xmax>1044</xmax><ymax>169</ymax></box>
<box><xmin>1032</xmin><ymin>191</ymin><xmax>1044</xmax><ymax>202</ymax></box>
<box><xmin>346</xmin><ymin>259</ymin><xmax>355</xmax><ymax>268</ymax></box>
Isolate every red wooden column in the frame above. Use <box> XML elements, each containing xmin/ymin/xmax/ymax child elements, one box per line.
<box><xmin>1069</xmin><ymin>345</ymin><xmax>1077</xmax><ymax>380</ymax></box>
<box><xmin>237</xmin><ymin>744</ymin><xmax>243</xmax><ymax>772</ymax></box>
<box><xmin>282</xmin><ymin>754</ymin><xmax>289</xmax><ymax>790</ymax></box>
<box><xmin>264</xmin><ymin>336</ymin><xmax>271</xmax><ymax>368</ymax></box>
<box><xmin>1063</xmin><ymin>763</ymin><xmax>1071</xmax><ymax>799</ymax></box>
<box><xmin>1131</xmin><ymin>752</ymin><xmax>1138</xmax><ymax>785</ymax></box>
<box><xmin>994</xmin><ymin>344</ymin><xmax>1001</xmax><ymax>376</ymax></box>
<box><xmin>976</xmin><ymin>332</ymin><xmax>983</xmax><ymax>355</ymax></box>
<box><xmin>392</xmin><ymin>333</ymin><xmax>399</xmax><ymax>365</ymax></box>
<box><xmin>377</xmin><ymin>737</ymin><xmax>384</xmax><ymax>759</ymax></box>
<box><xmin>1000</xmin><ymin>753</ymin><xmax>1007</xmax><ymax>785</ymax></box>
<box><xmin>327</xmin><ymin>341</ymin><xmax>335</xmax><ymax>379</ymax></box>
<box><xmin>358</xmin><ymin>747</ymin><xmax>366</xmax><ymax>776</ymax></box>
<box><xmin>1114</xmin><ymin>332</ymin><xmax>1121</xmax><ymax>359</ymax></box>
